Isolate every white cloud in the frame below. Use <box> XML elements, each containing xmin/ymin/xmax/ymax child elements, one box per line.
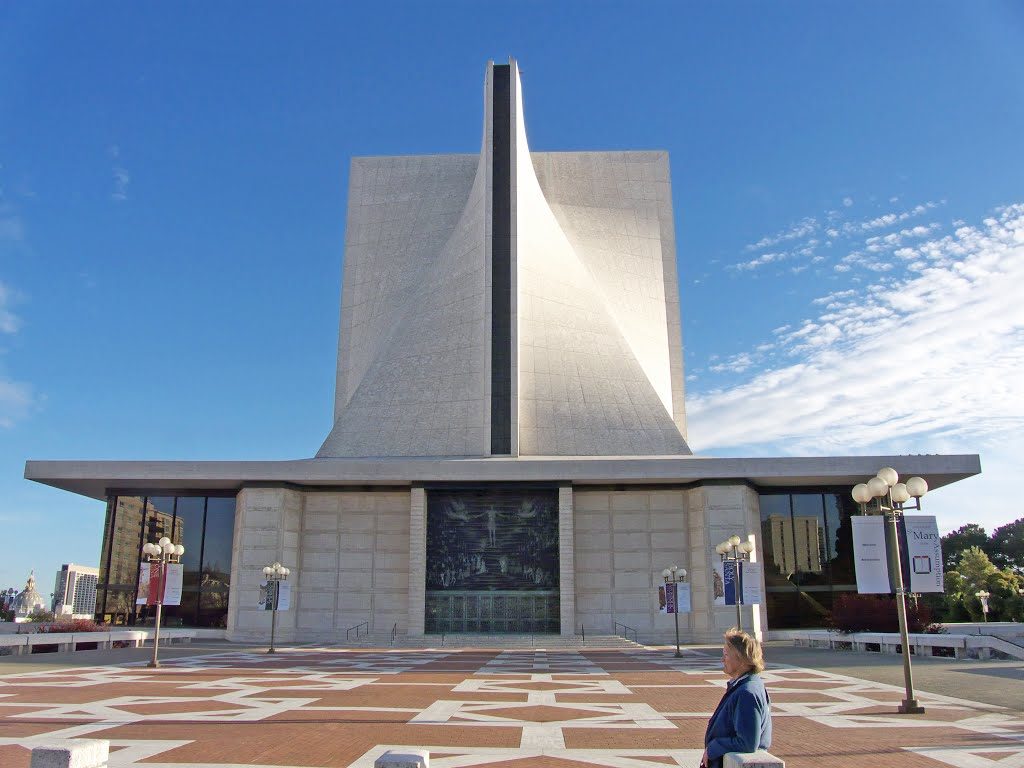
<box><xmin>0</xmin><ymin>203</ymin><xmax>24</xmax><ymax>243</ymax></box>
<box><xmin>688</xmin><ymin>204</ymin><xmax>1024</xmax><ymax>487</ymax></box>
<box><xmin>744</xmin><ymin>217</ymin><xmax>817</xmax><ymax>252</ymax></box>
<box><xmin>843</xmin><ymin>197</ymin><xmax>854</xmax><ymax>207</ymax></box>
<box><xmin>109</xmin><ymin>145</ymin><xmax>130</xmax><ymax>201</ymax></box>
<box><xmin>0</xmin><ymin>376</ymin><xmax>33</xmax><ymax>428</ymax></box>
<box><xmin>735</xmin><ymin>252</ymin><xmax>782</xmax><ymax>271</ymax></box>
<box><xmin>0</xmin><ymin>280</ymin><xmax>22</xmax><ymax>334</ymax></box>
<box><xmin>709</xmin><ymin>352</ymin><xmax>754</xmax><ymax>374</ymax></box>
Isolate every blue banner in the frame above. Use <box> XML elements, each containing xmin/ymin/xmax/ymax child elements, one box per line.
<box><xmin>723</xmin><ymin>561</ymin><xmax>740</xmax><ymax>606</ymax></box>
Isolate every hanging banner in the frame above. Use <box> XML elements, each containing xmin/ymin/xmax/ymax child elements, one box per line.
<box><xmin>276</xmin><ymin>581</ymin><xmax>291</xmax><ymax>611</ymax></box>
<box><xmin>723</xmin><ymin>561</ymin><xmax>740</xmax><ymax>606</ymax></box>
<box><xmin>904</xmin><ymin>515</ymin><xmax>944</xmax><ymax>593</ymax></box>
<box><xmin>136</xmin><ymin>562</ymin><xmax>152</xmax><ymax>605</ymax></box>
<box><xmin>665</xmin><ymin>581</ymin><xmax>677</xmax><ymax>614</ymax></box>
<box><xmin>258</xmin><ymin>580</ymin><xmax>276</xmax><ymax>610</ymax></box>
<box><xmin>658</xmin><ymin>585</ymin><xmax>667</xmax><ymax>614</ymax></box>
<box><xmin>712</xmin><ymin>560</ymin><xmax>726</xmax><ymax>606</ymax></box>
<box><xmin>136</xmin><ymin>562</ymin><xmax>183</xmax><ymax>606</ymax></box>
<box><xmin>852</xmin><ymin>516</ymin><xmax>893</xmax><ymax>594</ymax></box>
<box><xmin>162</xmin><ymin>563</ymin><xmax>183</xmax><ymax>606</ymax></box>
<box><xmin>741</xmin><ymin>562</ymin><xmax>762</xmax><ymax>605</ymax></box>
<box><xmin>676</xmin><ymin>582</ymin><xmax>692</xmax><ymax>613</ymax></box>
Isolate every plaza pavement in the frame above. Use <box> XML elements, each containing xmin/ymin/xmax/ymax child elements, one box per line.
<box><xmin>1</xmin><ymin>640</ymin><xmax>1021</xmax><ymax>768</ymax></box>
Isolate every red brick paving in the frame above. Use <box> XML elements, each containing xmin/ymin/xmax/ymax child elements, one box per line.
<box><xmin>0</xmin><ymin>648</ymin><xmax>1020</xmax><ymax>767</ymax></box>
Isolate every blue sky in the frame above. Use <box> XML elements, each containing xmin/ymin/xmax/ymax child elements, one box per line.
<box><xmin>2</xmin><ymin>2</ymin><xmax>1023</xmax><ymax>595</ymax></box>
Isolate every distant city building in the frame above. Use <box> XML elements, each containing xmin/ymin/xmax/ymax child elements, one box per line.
<box><xmin>767</xmin><ymin>514</ymin><xmax>823</xmax><ymax>575</ymax></box>
<box><xmin>12</xmin><ymin>571</ymin><xmax>47</xmax><ymax>622</ymax></box>
<box><xmin>52</xmin><ymin>563</ymin><xmax>100</xmax><ymax>618</ymax></box>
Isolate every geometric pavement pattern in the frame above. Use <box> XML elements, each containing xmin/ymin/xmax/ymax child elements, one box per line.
<box><xmin>1</xmin><ymin>648</ymin><xmax>1022</xmax><ymax>768</ymax></box>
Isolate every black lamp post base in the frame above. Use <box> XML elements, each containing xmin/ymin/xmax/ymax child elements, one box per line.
<box><xmin>899</xmin><ymin>700</ymin><xmax>925</xmax><ymax>714</ymax></box>
<box><xmin>267</xmin><ymin>648</ymin><xmax>276</xmax><ymax>654</ymax></box>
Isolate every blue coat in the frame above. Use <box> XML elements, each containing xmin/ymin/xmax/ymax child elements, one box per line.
<box><xmin>704</xmin><ymin>673</ymin><xmax>772</xmax><ymax>768</ymax></box>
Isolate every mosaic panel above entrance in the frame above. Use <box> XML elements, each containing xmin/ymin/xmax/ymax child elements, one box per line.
<box><xmin>425</xmin><ymin>489</ymin><xmax>559</xmax><ymax>633</ymax></box>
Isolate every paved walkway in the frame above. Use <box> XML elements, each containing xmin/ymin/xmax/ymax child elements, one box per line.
<box><xmin>1</xmin><ymin>642</ymin><xmax>1022</xmax><ymax>767</ymax></box>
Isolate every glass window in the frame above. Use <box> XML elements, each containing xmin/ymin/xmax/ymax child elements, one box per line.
<box><xmin>198</xmin><ymin>589</ymin><xmax>230</xmax><ymax>628</ymax></box>
<box><xmin>201</xmin><ymin>497</ymin><xmax>236</xmax><ymax>589</ymax></box>
<box><xmin>828</xmin><ymin>494</ymin><xmax>859</xmax><ymax>588</ymax></box>
<box><xmin>173</xmin><ymin>497</ymin><xmax>205</xmax><ymax>590</ymax></box>
<box><xmin>790</xmin><ymin>494</ymin><xmax>826</xmax><ymax>585</ymax></box>
<box><xmin>100</xmin><ymin>493</ymin><xmax>237</xmax><ymax>628</ymax></box>
<box><xmin>759</xmin><ymin>488</ymin><xmax>861</xmax><ymax>629</ymax></box>
<box><xmin>106</xmin><ymin>496</ymin><xmax>146</xmax><ymax>589</ymax></box>
<box><xmin>759</xmin><ymin>495</ymin><xmax>792</xmax><ymax>587</ymax></box>
<box><xmin>144</xmin><ymin>497</ymin><xmax>176</xmax><ymax>545</ymax></box>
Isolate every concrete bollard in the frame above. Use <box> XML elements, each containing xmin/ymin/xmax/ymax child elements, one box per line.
<box><xmin>723</xmin><ymin>750</ymin><xmax>785</xmax><ymax>768</ymax></box>
<box><xmin>374</xmin><ymin>749</ymin><xmax>429</xmax><ymax>768</ymax></box>
<box><xmin>30</xmin><ymin>739</ymin><xmax>109</xmax><ymax>768</ymax></box>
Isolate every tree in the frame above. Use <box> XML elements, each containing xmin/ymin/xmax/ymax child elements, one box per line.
<box><xmin>943</xmin><ymin>547</ymin><xmax>1024</xmax><ymax>622</ymax></box>
<box><xmin>989</xmin><ymin>518</ymin><xmax>1024</xmax><ymax>575</ymax></box>
<box><xmin>941</xmin><ymin>524</ymin><xmax>989</xmax><ymax>572</ymax></box>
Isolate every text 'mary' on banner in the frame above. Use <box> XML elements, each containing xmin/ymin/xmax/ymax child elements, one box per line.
<box><xmin>905</xmin><ymin>515</ymin><xmax>944</xmax><ymax>593</ymax></box>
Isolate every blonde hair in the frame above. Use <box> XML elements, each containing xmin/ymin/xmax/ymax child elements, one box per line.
<box><xmin>724</xmin><ymin>629</ymin><xmax>765</xmax><ymax>674</ymax></box>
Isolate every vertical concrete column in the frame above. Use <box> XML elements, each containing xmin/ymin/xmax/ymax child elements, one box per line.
<box><xmin>686</xmin><ymin>486</ymin><xmax>713</xmax><ymax>641</ymax></box>
<box><xmin>407</xmin><ymin>486</ymin><xmax>426</xmax><ymax>636</ymax></box>
<box><xmin>227</xmin><ymin>487</ymin><xmax>302</xmax><ymax>643</ymax></box>
<box><xmin>558</xmin><ymin>485</ymin><xmax>575</xmax><ymax>636</ymax></box>
<box><xmin>695</xmin><ymin>484</ymin><xmax>760</xmax><ymax>642</ymax></box>
<box><xmin>740</xmin><ymin>486</ymin><xmax>767</xmax><ymax>641</ymax></box>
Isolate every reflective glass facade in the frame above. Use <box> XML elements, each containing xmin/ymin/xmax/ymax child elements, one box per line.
<box><xmin>759</xmin><ymin>489</ymin><xmax>858</xmax><ymax>628</ymax></box>
<box><xmin>96</xmin><ymin>494</ymin><xmax>236</xmax><ymax>627</ymax></box>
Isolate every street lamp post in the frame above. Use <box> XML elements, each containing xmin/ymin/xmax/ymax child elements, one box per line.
<box><xmin>141</xmin><ymin>536</ymin><xmax>185</xmax><ymax>669</ymax></box>
<box><xmin>661</xmin><ymin>565</ymin><xmax>687</xmax><ymax>658</ymax></box>
<box><xmin>852</xmin><ymin>466</ymin><xmax>928</xmax><ymax>715</ymax></box>
<box><xmin>716</xmin><ymin>535</ymin><xmax>754</xmax><ymax>631</ymax></box>
<box><xmin>976</xmin><ymin>590</ymin><xmax>990</xmax><ymax>622</ymax></box>
<box><xmin>262</xmin><ymin>562</ymin><xmax>290</xmax><ymax>654</ymax></box>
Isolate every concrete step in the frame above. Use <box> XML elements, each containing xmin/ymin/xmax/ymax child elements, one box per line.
<box><xmin>313</xmin><ymin>633</ymin><xmax>643</xmax><ymax>650</ymax></box>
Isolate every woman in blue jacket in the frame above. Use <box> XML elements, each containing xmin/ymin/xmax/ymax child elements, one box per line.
<box><xmin>701</xmin><ymin>629</ymin><xmax>772</xmax><ymax>768</ymax></box>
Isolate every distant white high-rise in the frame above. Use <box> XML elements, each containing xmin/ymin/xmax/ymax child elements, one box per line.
<box><xmin>52</xmin><ymin>563</ymin><xmax>99</xmax><ymax>618</ymax></box>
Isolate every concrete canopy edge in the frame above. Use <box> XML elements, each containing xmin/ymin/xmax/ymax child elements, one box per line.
<box><xmin>25</xmin><ymin>454</ymin><xmax>981</xmax><ymax>501</ymax></box>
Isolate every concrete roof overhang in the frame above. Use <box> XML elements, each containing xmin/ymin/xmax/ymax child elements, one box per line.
<box><xmin>25</xmin><ymin>454</ymin><xmax>981</xmax><ymax>501</ymax></box>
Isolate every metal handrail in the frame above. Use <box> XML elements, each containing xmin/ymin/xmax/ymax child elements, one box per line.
<box><xmin>391</xmin><ymin>622</ymin><xmax>398</xmax><ymax>646</ymax></box>
<box><xmin>614</xmin><ymin>621</ymin><xmax>638</xmax><ymax>643</ymax></box>
<box><xmin>345</xmin><ymin>621</ymin><xmax>368</xmax><ymax>641</ymax></box>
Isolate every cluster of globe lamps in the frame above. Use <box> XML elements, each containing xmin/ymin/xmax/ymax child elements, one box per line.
<box><xmin>141</xmin><ymin>536</ymin><xmax>185</xmax><ymax>668</ymax></box>
<box><xmin>850</xmin><ymin>466</ymin><xmax>928</xmax><ymax>715</ymax></box>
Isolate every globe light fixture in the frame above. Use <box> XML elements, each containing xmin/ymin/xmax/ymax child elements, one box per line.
<box><xmin>661</xmin><ymin>565</ymin><xmax>688</xmax><ymax>658</ymax></box>
<box><xmin>851</xmin><ymin>466</ymin><xmax>928</xmax><ymax>715</ymax></box>
<box><xmin>141</xmin><ymin>536</ymin><xmax>185</xmax><ymax>669</ymax></box>
<box><xmin>716</xmin><ymin>534</ymin><xmax>756</xmax><ymax>631</ymax></box>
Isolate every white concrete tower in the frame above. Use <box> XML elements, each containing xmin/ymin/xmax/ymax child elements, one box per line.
<box><xmin>318</xmin><ymin>59</ymin><xmax>690</xmax><ymax>458</ymax></box>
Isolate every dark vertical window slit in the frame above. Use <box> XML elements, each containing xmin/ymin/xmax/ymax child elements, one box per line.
<box><xmin>491</xmin><ymin>65</ymin><xmax>512</xmax><ymax>454</ymax></box>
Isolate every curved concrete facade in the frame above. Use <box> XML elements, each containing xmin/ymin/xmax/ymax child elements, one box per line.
<box><xmin>318</xmin><ymin>59</ymin><xmax>690</xmax><ymax>458</ymax></box>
